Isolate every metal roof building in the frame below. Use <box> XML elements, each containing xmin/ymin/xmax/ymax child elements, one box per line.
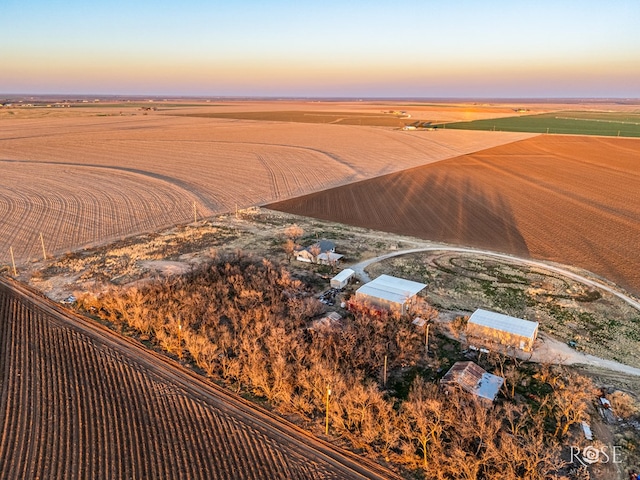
<box><xmin>467</xmin><ymin>309</ymin><xmax>539</xmax><ymax>352</ymax></box>
<box><xmin>330</xmin><ymin>269</ymin><xmax>355</xmax><ymax>289</ymax></box>
<box><xmin>440</xmin><ymin>361</ymin><xmax>504</xmax><ymax>403</ymax></box>
<box><xmin>355</xmin><ymin>274</ymin><xmax>426</xmax><ymax>314</ymax></box>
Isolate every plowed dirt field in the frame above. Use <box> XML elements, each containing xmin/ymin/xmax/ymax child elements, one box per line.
<box><xmin>269</xmin><ymin>135</ymin><xmax>640</xmax><ymax>295</ymax></box>
<box><xmin>0</xmin><ymin>113</ymin><xmax>532</xmax><ymax>265</ymax></box>
<box><xmin>0</xmin><ymin>278</ymin><xmax>396</xmax><ymax>480</ymax></box>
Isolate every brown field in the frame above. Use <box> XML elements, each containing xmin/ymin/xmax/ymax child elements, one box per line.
<box><xmin>0</xmin><ymin>106</ymin><xmax>533</xmax><ymax>264</ymax></box>
<box><xmin>269</xmin><ymin>134</ymin><xmax>640</xmax><ymax>295</ymax></box>
<box><xmin>0</xmin><ymin>278</ymin><xmax>395</xmax><ymax>480</ymax></box>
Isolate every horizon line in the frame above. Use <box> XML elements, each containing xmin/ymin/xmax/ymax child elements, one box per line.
<box><xmin>2</xmin><ymin>94</ymin><xmax>640</xmax><ymax>103</ymax></box>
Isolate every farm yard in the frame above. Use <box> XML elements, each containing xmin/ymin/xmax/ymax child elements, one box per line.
<box><xmin>365</xmin><ymin>251</ymin><xmax>640</xmax><ymax>368</ymax></box>
<box><xmin>269</xmin><ymin>134</ymin><xmax>640</xmax><ymax>297</ymax></box>
<box><xmin>0</xmin><ymin>278</ymin><xmax>395</xmax><ymax>480</ymax></box>
<box><xmin>17</xmin><ymin>205</ymin><xmax>640</xmax><ymax>374</ymax></box>
<box><xmin>0</xmin><ymin>105</ymin><xmax>534</xmax><ymax>266</ymax></box>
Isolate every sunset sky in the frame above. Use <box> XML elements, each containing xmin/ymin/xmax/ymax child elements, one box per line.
<box><xmin>1</xmin><ymin>0</ymin><xmax>639</xmax><ymax>98</ymax></box>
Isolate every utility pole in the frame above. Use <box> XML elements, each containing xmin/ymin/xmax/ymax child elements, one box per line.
<box><xmin>383</xmin><ymin>355</ymin><xmax>388</xmax><ymax>387</ymax></box>
<box><xmin>425</xmin><ymin>323</ymin><xmax>430</xmax><ymax>355</ymax></box>
<box><xmin>40</xmin><ymin>233</ymin><xmax>47</xmax><ymax>260</ymax></box>
<box><xmin>193</xmin><ymin>201</ymin><xmax>197</xmax><ymax>223</ymax></box>
<box><xmin>325</xmin><ymin>386</ymin><xmax>331</xmax><ymax>436</ymax></box>
<box><xmin>10</xmin><ymin>247</ymin><xmax>17</xmax><ymax>276</ymax></box>
<box><xmin>178</xmin><ymin>320</ymin><xmax>183</xmax><ymax>359</ymax></box>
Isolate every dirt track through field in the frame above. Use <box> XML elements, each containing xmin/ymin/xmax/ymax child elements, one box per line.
<box><xmin>269</xmin><ymin>135</ymin><xmax>640</xmax><ymax>295</ymax></box>
<box><xmin>0</xmin><ymin>278</ymin><xmax>397</xmax><ymax>480</ymax></box>
<box><xmin>0</xmin><ymin>113</ymin><xmax>533</xmax><ymax>264</ymax></box>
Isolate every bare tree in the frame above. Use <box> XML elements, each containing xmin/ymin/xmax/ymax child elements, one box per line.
<box><xmin>400</xmin><ymin>377</ymin><xmax>452</xmax><ymax>469</ymax></box>
<box><xmin>284</xmin><ymin>224</ymin><xmax>304</xmax><ymax>243</ymax></box>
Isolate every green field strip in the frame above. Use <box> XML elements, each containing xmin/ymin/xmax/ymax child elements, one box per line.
<box><xmin>442</xmin><ymin>111</ymin><xmax>640</xmax><ymax>137</ymax></box>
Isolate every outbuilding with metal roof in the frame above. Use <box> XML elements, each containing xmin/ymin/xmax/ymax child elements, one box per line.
<box><xmin>355</xmin><ymin>274</ymin><xmax>426</xmax><ymax>314</ymax></box>
<box><xmin>466</xmin><ymin>308</ymin><xmax>539</xmax><ymax>352</ymax></box>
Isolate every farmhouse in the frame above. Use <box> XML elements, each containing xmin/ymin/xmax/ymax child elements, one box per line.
<box><xmin>295</xmin><ymin>240</ymin><xmax>343</xmax><ymax>265</ymax></box>
<box><xmin>355</xmin><ymin>274</ymin><xmax>426</xmax><ymax>314</ymax></box>
<box><xmin>330</xmin><ymin>268</ymin><xmax>355</xmax><ymax>289</ymax></box>
<box><xmin>466</xmin><ymin>309</ymin><xmax>539</xmax><ymax>352</ymax></box>
<box><xmin>440</xmin><ymin>361</ymin><xmax>504</xmax><ymax>403</ymax></box>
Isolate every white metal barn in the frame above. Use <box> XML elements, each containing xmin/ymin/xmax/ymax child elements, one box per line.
<box><xmin>466</xmin><ymin>309</ymin><xmax>539</xmax><ymax>352</ymax></box>
<box><xmin>330</xmin><ymin>269</ymin><xmax>355</xmax><ymax>289</ymax></box>
<box><xmin>355</xmin><ymin>274</ymin><xmax>426</xmax><ymax>313</ymax></box>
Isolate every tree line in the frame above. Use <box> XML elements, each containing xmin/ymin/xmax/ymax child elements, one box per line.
<box><xmin>77</xmin><ymin>253</ymin><xmax>598</xmax><ymax>479</ymax></box>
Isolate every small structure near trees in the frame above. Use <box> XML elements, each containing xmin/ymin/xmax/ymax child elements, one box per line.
<box><xmin>330</xmin><ymin>269</ymin><xmax>355</xmax><ymax>289</ymax></box>
<box><xmin>440</xmin><ymin>361</ymin><xmax>504</xmax><ymax>404</ymax></box>
<box><xmin>309</xmin><ymin>311</ymin><xmax>343</xmax><ymax>333</ymax></box>
<box><xmin>466</xmin><ymin>308</ymin><xmax>539</xmax><ymax>353</ymax></box>
<box><xmin>355</xmin><ymin>274</ymin><xmax>426</xmax><ymax>314</ymax></box>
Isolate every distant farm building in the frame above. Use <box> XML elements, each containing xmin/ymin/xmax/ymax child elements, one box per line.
<box><xmin>466</xmin><ymin>309</ymin><xmax>539</xmax><ymax>352</ymax></box>
<box><xmin>355</xmin><ymin>274</ymin><xmax>426</xmax><ymax>314</ymax></box>
<box><xmin>330</xmin><ymin>269</ymin><xmax>355</xmax><ymax>289</ymax></box>
<box><xmin>295</xmin><ymin>240</ymin><xmax>343</xmax><ymax>265</ymax></box>
<box><xmin>440</xmin><ymin>361</ymin><xmax>504</xmax><ymax>403</ymax></box>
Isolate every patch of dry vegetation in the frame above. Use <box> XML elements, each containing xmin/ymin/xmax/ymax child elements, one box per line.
<box><xmin>75</xmin><ymin>252</ymin><xmax>614</xmax><ymax>479</ymax></box>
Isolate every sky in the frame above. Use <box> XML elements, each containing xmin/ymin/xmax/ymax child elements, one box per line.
<box><xmin>1</xmin><ymin>0</ymin><xmax>639</xmax><ymax>98</ymax></box>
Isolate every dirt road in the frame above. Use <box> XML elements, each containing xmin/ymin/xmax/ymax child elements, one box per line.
<box><xmin>349</xmin><ymin>247</ymin><xmax>640</xmax><ymax>377</ymax></box>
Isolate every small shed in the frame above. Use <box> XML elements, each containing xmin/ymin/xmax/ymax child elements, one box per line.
<box><xmin>331</xmin><ymin>269</ymin><xmax>355</xmax><ymax>289</ymax></box>
<box><xmin>310</xmin><ymin>312</ymin><xmax>343</xmax><ymax>333</ymax></box>
<box><xmin>440</xmin><ymin>361</ymin><xmax>504</xmax><ymax>403</ymax></box>
<box><xmin>355</xmin><ymin>274</ymin><xmax>426</xmax><ymax>314</ymax></box>
<box><xmin>466</xmin><ymin>309</ymin><xmax>539</xmax><ymax>352</ymax></box>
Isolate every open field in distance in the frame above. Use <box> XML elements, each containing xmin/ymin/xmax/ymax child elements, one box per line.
<box><xmin>444</xmin><ymin>111</ymin><xmax>640</xmax><ymax>137</ymax></box>
<box><xmin>269</xmin><ymin>134</ymin><xmax>640</xmax><ymax>296</ymax></box>
<box><xmin>179</xmin><ymin>110</ymin><xmax>414</xmax><ymax>127</ymax></box>
<box><xmin>0</xmin><ymin>105</ymin><xmax>534</xmax><ymax>265</ymax></box>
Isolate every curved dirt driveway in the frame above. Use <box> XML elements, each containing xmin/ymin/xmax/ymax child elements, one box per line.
<box><xmin>349</xmin><ymin>246</ymin><xmax>640</xmax><ymax>376</ymax></box>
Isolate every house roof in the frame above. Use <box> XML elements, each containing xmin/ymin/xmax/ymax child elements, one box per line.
<box><xmin>468</xmin><ymin>309</ymin><xmax>538</xmax><ymax>340</ymax></box>
<box><xmin>441</xmin><ymin>361</ymin><xmax>504</xmax><ymax>402</ymax></box>
<box><xmin>305</xmin><ymin>240</ymin><xmax>335</xmax><ymax>253</ymax></box>
<box><xmin>356</xmin><ymin>274</ymin><xmax>426</xmax><ymax>305</ymax></box>
<box><xmin>317</xmin><ymin>252</ymin><xmax>343</xmax><ymax>262</ymax></box>
<box><xmin>332</xmin><ymin>269</ymin><xmax>355</xmax><ymax>283</ymax></box>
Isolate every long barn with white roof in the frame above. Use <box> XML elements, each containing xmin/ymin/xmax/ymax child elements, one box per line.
<box><xmin>355</xmin><ymin>274</ymin><xmax>426</xmax><ymax>314</ymax></box>
<box><xmin>466</xmin><ymin>308</ymin><xmax>539</xmax><ymax>352</ymax></box>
